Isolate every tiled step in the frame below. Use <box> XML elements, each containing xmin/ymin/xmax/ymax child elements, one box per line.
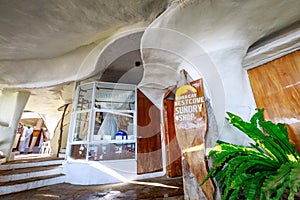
<box><xmin>0</xmin><ymin>157</ymin><xmax>64</xmax><ymax>170</ymax></box>
<box><xmin>58</xmin><ymin>153</ymin><xmax>66</xmax><ymax>158</ymax></box>
<box><xmin>0</xmin><ymin>174</ymin><xmax>65</xmax><ymax>196</ymax></box>
<box><xmin>0</xmin><ymin>164</ymin><xmax>63</xmax><ymax>182</ymax></box>
<box><xmin>0</xmin><ymin>157</ymin><xmax>66</xmax><ymax>196</ymax></box>
<box><xmin>58</xmin><ymin>149</ymin><xmax>66</xmax><ymax>158</ymax></box>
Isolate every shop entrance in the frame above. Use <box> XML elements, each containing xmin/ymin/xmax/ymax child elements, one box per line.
<box><xmin>11</xmin><ymin>113</ymin><xmax>50</xmax><ymax>160</ymax></box>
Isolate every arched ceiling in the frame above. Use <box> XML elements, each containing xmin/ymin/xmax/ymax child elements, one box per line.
<box><xmin>0</xmin><ymin>0</ymin><xmax>169</xmax><ymax>132</ymax></box>
<box><xmin>0</xmin><ymin>0</ymin><xmax>168</xmax><ymax>60</ymax></box>
<box><xmin>0</xmin><ymin>0</ymin><xmax>300</xmax><ymax>133</ymax></box>
<box><xmin>139</xmin><ymin>0</ymin><xmax>300</xmax><ymax>135</ymax></box>
<box><xmin>0</xmin><ymin>0</ymin><xmax>168</xmax><ymax>88</ymax></box>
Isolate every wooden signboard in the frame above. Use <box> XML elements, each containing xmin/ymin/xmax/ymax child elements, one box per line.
<box><xmin>174</xmin><ymin>79</ymin><xmax>214</xmax><ymax>200</ymax></box>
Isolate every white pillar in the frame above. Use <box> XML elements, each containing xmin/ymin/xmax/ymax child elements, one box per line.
<box><xmin>0</xmin><ymin>90</ymin><xmax>30</xmax><ymax>161</ymax></box>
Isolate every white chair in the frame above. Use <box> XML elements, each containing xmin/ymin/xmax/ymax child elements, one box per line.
<box><xmin>40</xmin><ymin>141</ymin><xmax>52</xmax><ymax>155</ymax></box>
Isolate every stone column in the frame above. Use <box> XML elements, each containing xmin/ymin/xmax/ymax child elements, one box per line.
<box><xmin>0</xmin><ymin>90</ymin><xmax>30</xmax><ymax>161</ymax></box>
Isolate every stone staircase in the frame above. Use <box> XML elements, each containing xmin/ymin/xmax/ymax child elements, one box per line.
<box><xmin>58</xmin><ymin>148</ymin><xmax>67</xmax><ymax>159</ymax></box>
<box><xmin>0</xmin><ymin>156</ymin><xmax>66</xmax><ymax>196</ymax></box>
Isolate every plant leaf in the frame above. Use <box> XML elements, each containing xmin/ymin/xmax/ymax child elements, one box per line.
<box><xmin>288</xmin><ymin>160</ymin><xmax>300</xmax><ymax>200</ymax></box>
<box><xmin>262</xmin><ymin>163</ymin><xmax>291</xmax><ymax>199</ymax></box>
<box><xmin>228</xmin><ymin>189</ymin><xmax>239</xmax><ymax>200</ymax></box>
<box><xmin>250</xmin><ymin>108</ymin><xmax>264</xmax><ymax>125</ymax></box>
<box><xmin>227</xmin><ymin>111</ymin><xmax>288</xmax><ymax>164</ymax></box>
<box><xmin>244</xmin><ymin>172</ymin><xmax>271</xmax><ymax>200</ymax></box>
<box><xmin>202</xmin><ymin>109</ymin><xmax>299</xmax><ymax>200</ymax></box>
<box><xmin>258</xmin><ymin>120</ymin><xmax>299</xmax><ymax>161</ymax></box>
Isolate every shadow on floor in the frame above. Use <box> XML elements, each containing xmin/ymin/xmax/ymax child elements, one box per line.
<box><xmin>1</xmin><ymin>176</ymin><xmax>184</xmax><ymax>200</ymax></box>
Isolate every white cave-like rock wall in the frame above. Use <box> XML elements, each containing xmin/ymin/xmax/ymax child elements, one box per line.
<box><xmin>139</xmin><ymin>0</ymin><xmax>300</xmax><ymax>144</ymax></box>
<box><xmin>0</xmin><ymin>91</ymin><xmax>30</xmax><ymax>160</ymax></box>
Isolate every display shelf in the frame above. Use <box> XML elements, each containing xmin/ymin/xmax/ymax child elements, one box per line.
<box><xmin>68</xmin><ymin>82</ymin><xmax>137</xmax><ymax>162</ymax></box>
<box><xmin>88</xmin><ymin>143</ymin><xmax>135</xmax><ymax>161</ymax></box>
<box><xmin>89</xmin><ymin>139</ymin><xmax>136</xmax><ymax>144</ymax></box>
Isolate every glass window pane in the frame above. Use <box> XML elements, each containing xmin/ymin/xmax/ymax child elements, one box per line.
<box><xmin>88</xmin><ymin>143</ymin><xmax>135</xmax><ymax>161</ymax></box>
<box><xmin>95</xmin><ymin>83</ymin><xmax>135</xmax><ymax>111</ymax></box>
<box><xmin>70</xmin><ymin>144</ymin><xmax>87</xmax><ymax>160</ymax></box>
<box><xmin>77</xmin><ymin>84</ymin><xmax>93</xmax><ymax>111</ymax></box>
<box><xmin>92</xmin><ymin>112</ymin><xmax>133</xmax><ymax>141</ymax></box>
<box><xmin>73</xmin><ymin>112</ymin><xmax>90</xmax><ymax>141</ymax></box>
<box><xmin>69</xmin><ymin>82</ymin><xmax>137</xmax><ymax>162</ymax></box>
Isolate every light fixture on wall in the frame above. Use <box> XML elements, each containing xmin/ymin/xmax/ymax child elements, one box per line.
<box><xmin>135</xmin><ymin>61</ymin><xmax>141</xmax><ymax>67</ymax></box>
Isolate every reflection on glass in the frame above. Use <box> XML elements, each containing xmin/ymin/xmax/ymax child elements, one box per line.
<box><xmin>70</xmin><ymin>82</ymin><xmax>137</xmax><ymax>162</ymax></box>
<box><xmin>95</xmin><ymin>101</ymin><xmax>135</xmax><ymax>110</ymax></box>
<box><xmin>88</xmin><ymin>143</ymin><xmax>135</xmax><ymax>161</ymax></box>
<box><xmin>73</xmin><ymin>112</ymin><xmax>90</xmax><ymax>141</ymax></box>
<box><xmin>95</xmin><ymin>86</ymin><xmax>135</xmax><ymax>111</ymax></box>
<box><xmin>93</xmin><ymin>112</ymin><xmax>133</xmax><ymax>141</ymax></box>
<box><xmin>77</xmin><ymin>84</ymin><xmax>93</xmax><ymax>111</ymax></box>
<box><xmin>70</xmin><ymin>144</ymin><xmax>87</xmax><ymax>160</ymax></box>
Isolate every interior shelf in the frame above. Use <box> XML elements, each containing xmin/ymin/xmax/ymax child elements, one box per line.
<box><xmin>68</xmin><ymin>82</ymin><xmax>137</xmax><ymax>161</ymax></box>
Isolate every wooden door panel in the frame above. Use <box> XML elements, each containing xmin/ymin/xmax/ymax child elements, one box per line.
<box><xmin>163</xmin><ymin>99</ymin><xmax>182</xmax><ymax>177</ymax></box>
<box><xmin>137</xmin><ymin>90</ymin><xmax>162</xmax><ymax>174</ymax></box>
<box><xmin>248</xmin><ymin>50</ymin><xmax>300</xmax><ymax>153</ymax></box>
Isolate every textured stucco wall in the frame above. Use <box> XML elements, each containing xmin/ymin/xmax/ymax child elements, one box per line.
<box><xmin>51</xmin><ymin>104</ymin><xmax>72</xmax><ymax>156</ymax></box>
<box><xmin>139</xmin><ymin>0</ymin><xmax>300</xmax><ymax>145</ymax></box>
<box><xmin>0</xmin><ymin>1</ymin><xmax>169</xmax><ymax>143</ymax></box>
<box><xmin>0</xmin><ymin>90</ymin><xmax>30</xmax><ymax>160</ymax></box>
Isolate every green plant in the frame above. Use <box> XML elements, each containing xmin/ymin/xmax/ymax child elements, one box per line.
<box><xmin>201</xmin><ymin>109</ymin><xmax>300</xmax><ymax>200</ymax></box>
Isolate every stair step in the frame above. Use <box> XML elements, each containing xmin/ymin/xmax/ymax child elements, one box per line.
<box><xmin>0</xmin><ymin>164</ymin><xmax>63</xmax><ymax>182</ymax></box>
<box><xmin>0</xmin><ymin>174</ymin><xmax>66</xmax><ymax>196</ymax></box>
<box><xmin>4</xmin><ymin>156</ymin><xmax>63</xmax><ymax>164</ymax></box>
<box><xmin>60</xmin><ymin>148</ymin><xmax>66</xmax><ymax>153</ymax></box>
<box><xmin>0</xmin><ymin>157</ymin><xmax>64</xmax><ymax>170</ymax></box>
<box><xmin>0</xmin><ymin>157</ymin><xmax>6</xmax><ymax>164</ymax></box>
<box><xmin>0</xmin><ymin>173</ymin><xmax>65</xmax><ymax>186</ymax></box>
<box><xmin>58</xmin><ymin>153</ymin><xmax>66</xmax><ymax>158</ymax></box>
<box><xmin>0</xmin><ymin>156</ymin><xmax>66</xmax><ymax>195</ymax></box>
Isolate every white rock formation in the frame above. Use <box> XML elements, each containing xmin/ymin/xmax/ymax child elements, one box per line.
<box><xmin>139</xmin><ymin>0</ymin><xmax>300</xmax><ymax>143</ymax></box>
<box><xmin>0</xmin><ymin>0</ymin><xmax>300</xmax><ymax>158</ymax></box>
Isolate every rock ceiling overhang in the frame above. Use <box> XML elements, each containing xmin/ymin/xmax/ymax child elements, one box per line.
<box><xmin>0</xmin><ymin>0</ymin><xmax>168</xmax><ymax>60</ymax></box>
<box><xmin>139</xmin><ymin>0</ymin><xmax>300</xmax><ymax>132</ymax></box>
<box><xmin>0</xmin><ymin>0</ymin><xmax>169</xmax><ymax>132</ymax></box>
<box><xmin>0</xmin><ymin>0</ymin><xmax>168</xmax><ymax>88</ymax></box>
<box><xmin>1</xmin><ymin>0</ymin><xmax>300</xmax><ymax>132</ymax></box>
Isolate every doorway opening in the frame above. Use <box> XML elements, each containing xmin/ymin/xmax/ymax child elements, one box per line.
<box><xmin>11</xmin><ymin>111</ymin><xmax>51</xmax><ymax>160</ymax></box>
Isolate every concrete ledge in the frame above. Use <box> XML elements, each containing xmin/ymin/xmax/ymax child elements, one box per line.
<box><xmin>0</xmin><ymin>174</ymin><xmax>65</xmax><ymax>196</ymax></box>
<box><xmin>0</xmin><ymin>157</ymin><xmax>64</xmax><ymax>170</ymax></box>
<box><xmin>0</xmin><ymin>165</ymin><xmax>63</xmax><ymax>182</ymax></box>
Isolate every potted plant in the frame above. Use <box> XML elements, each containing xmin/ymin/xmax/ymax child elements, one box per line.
<box><xmin>201</xmin><ymin>109</ymin><xmax>300</xmax><ymax>200</ymax></box>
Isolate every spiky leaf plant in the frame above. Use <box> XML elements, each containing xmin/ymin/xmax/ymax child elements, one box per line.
<box><xmin>201</xmin><ymin>109</ymin><xmax>300</xmax><ymax>200</ymax></box>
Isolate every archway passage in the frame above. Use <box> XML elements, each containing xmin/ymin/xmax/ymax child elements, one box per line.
<box><xmin>12</xmin><ymin>112</ymin><xmax>51</xmax><ymax>160</ymax></box>
<box><xmin>248</xmin><ymin>50</ymin><xmax>300</xmax><ymax>153</ymax></box>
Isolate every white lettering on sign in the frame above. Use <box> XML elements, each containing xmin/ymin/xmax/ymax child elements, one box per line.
<box><xmin>175</xmin><ymin>104</ymin><xmax>203</xmax><ymax>114</ymax></box>
<box><xmin>175</xmin><ymin>95</ymin><xmax>205</xmax><ymax>122</ymax></box>
<box><xmin>175</xmin><ymin>93</ymin><xmax>197</xmax><ymax>101</ymax></box>
<box><xmin>174</xmin><ymin>97</ymin><xmax>205</xmax><ymax>106</ymax></box>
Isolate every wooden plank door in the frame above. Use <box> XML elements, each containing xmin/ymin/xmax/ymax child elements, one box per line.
<box><xmin>137</xmin><ymin>90</ymin><xmax>162</xmax><ymax>174</ymax></box>
<box><xmin>248</xmin><ymin>50</ymin><xmax>300</xmax><ymax>153</ymax></box>
<box><xmin>163</xmin><ymin>98</ymin><xmax>182</xmax><ymax>177</ymax></box>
